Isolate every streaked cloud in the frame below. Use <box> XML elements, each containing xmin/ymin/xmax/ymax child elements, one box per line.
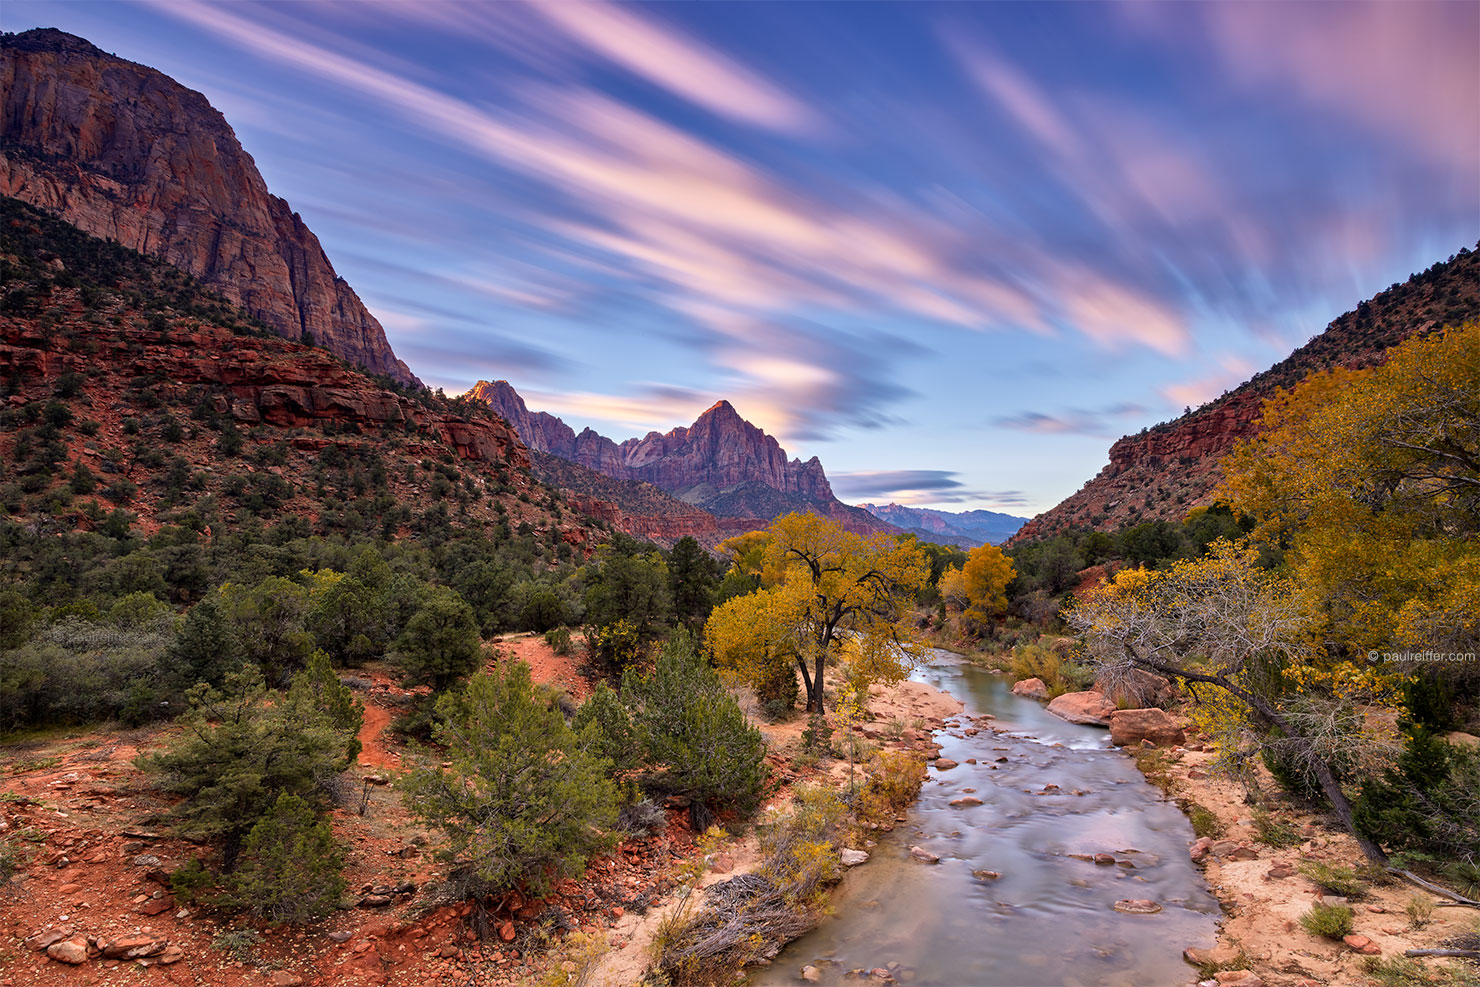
<box><xmin>834</xmin><ymin>469</ymin><xmax>1031</xmax><ymax>509</ymax></box>
<box><xmin>528</xmin><ymin>0</ymin><xmax>820</xmax><ymax>134</ymax></box>
<box><xmin>995</xmin><ymin>402</ymin><xmax>1149</xmax><ymax>439</ymax></box>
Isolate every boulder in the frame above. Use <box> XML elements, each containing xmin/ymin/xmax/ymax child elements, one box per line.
<box><xmin>1096</xmin><ymin>668</ymin><xmax>1175</xmax><ymax>707</ymax></box>
<box><xmin>1046</xmin><ymin>691</ymin><xmax>1116</xmax><ymax>726</ymax></box>
<box><xmin>840</xmin><ymin>848</ymin><xmax>869</xmax><ymax>867</ymax></box>
<box><xmin>47</xmin><ymin>938</ymin><xmax>89</xmax><ymax>964</ymax></box>
<box><xmin>1011</xmin><ymin>678</ymin><xmax>1049</xmax><ymax>700</ymax></box>
<box><xmin>948</xmin><ymin>796</ymin><xmax>983</xmax><ymax>807</ymax></box>
<box><xmin>1109</xmin><ymin>708</ymin><xmax>1186</xmax><ymax>747</ymax></box>
<box><xmin>934</xmin><ymin>759</ymin><xmax>959</xmax><ymax>771</ymax></box>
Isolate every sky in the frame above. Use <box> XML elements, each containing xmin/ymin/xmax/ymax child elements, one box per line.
<box><xmin>7</xmin><ymin>1</ymin><xmax>1478</xmax><ymax>515</ymax></box>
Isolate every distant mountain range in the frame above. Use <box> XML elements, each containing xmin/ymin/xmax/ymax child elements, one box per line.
<box><xmin>470</xmin><ymin>380</ymin><xmax>897</xmax><ymax>540</ymax></box>
<box><xmin>859</xmin><ymin>503</ymin><xmax>1028</xmax><ymax>547</ymax></box>
<box><xmin>1013</xmin><ymin>244</ymin><xmax>1480</xmax><ymax>543</ymax></box>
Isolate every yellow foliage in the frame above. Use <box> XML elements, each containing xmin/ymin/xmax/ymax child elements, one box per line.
<box><xmin>706</xmin><ymin>512</ymin><xmax>928</xmax><ymax>713</ymax></box>
<box><xmin>1221</xmin><ymin>320</ymin><xmax>1480</xmax><ymax>655</ymax></box>
<box><xmin>715</xmin><ymin>530</ymin><xmax>771</xmax><ymax>577</ymax></box>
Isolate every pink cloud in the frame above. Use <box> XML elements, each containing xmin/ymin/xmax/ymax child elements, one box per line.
<box><xmin>528</xmin><ymin>0</ymin><xmax>820</xmax><ymax>135</ymax></box>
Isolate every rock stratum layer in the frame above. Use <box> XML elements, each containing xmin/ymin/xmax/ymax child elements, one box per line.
<box><xmin>1013</xmin><ymin>245</ymin><xmax>1480</xmax><ymax>542</ymax></box>
<box><xmin>0</xmin><ymin>28</ymin><xmax>417</xmax><ymax>385</ymax></box>
<box><xmin>471</xmin><ymin>379</ymin><xmax>897</xmax><ymax>537</ymax></box>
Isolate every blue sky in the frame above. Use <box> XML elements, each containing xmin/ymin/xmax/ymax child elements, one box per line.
<box><xmin>7</xmin><ymin>1</ymin><xmax>1478</xmax><ymax>514</ymax></box>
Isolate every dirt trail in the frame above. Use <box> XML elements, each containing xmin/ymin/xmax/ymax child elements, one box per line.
<box><xmin>356</xmin><ymin>701</ymin><xmax>398</xmax><ymax>771</ymax></box>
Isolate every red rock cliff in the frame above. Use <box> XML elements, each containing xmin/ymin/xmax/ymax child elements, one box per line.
<box><xmin>0</xmin><ymin>28</ymin><xmax>418</xmax><ymax>385</ymax></box>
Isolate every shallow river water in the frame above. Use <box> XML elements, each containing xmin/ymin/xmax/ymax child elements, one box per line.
<box><xmin>751</xmin><ymin>652</ymin><xmax>1220</xmax><ymax>987</ymax></box>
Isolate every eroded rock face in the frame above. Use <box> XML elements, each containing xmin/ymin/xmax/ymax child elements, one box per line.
<box><xmin>1</xmin><ymin>29</ymin><xmax>417</xmax><ymax>385</ymax></box>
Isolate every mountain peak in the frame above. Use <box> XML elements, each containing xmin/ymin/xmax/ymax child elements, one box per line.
<box><xmin>699</xmin><ymin>398</ymin><xmax>741</xmax><ymax>421</ymax></box>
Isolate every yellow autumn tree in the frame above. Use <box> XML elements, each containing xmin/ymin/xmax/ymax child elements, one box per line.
<box><xmin>1221</xmin><ymin>320</ymin><xmax>1480</xmax><ymax>656</ymax></box>
<box><xmin>1069</xmin><ymin>541</ymin><xmax>1396</xmax><ymax>861</ymax></box>
<box><xmin>939</xmin><ymin>543</ymin><xmax>1016</xmax><ymax>629</ymax></box>
<box><xmin>705</xmin><ymin>512</ymin><xmax>928</xmax><ymax>715</ymax></box>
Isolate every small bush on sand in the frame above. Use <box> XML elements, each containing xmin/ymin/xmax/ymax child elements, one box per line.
<box><xmin>1298</xmin><ymin>901</ymin><xmax>1354</xmax><ymax>939</ymax></box>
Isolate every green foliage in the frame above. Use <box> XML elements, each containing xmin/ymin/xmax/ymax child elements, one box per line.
<box><xmin>1354</xmin><ymin>728</ymin><xmax>1480</xmax><ymax>866</ymax></box>
<box><xmin>1008</xmin><ymin>641</ymin><xmax>1092</xmax><ymax>697</ymax></box>
<box><xmin>572</xmin><ymin>681</ymin><xmax>639</xmax><ymax>775</ymax></box>
<box><xmin>584</xmin><ymin>539</ymin><xmax>672</xmax><ymax>668</ymax></box>
<box><xmin>167</xmin><ymin>597</ymin><xmax>243</xmax><ymax>689</ymax></box>
<box><xmin>544</xmin><ymin>625</ymin><xmax>573</xmax><ymax>655</ymax></box>
<box><xmin>395</xmin><ymin>586</ymin><xmax>483</xmax><ymax>691</ymax></box>
<box><xmin>0</xmin><ymin>615</ymin><xmax>178</xmax><ymax>732</ymax></box>
<box><xmin>227</xmin><ymin>792</ymin><xmax>347</xmax><ymax>923</ymax></box>
<box><xmin>138</xmin><ymin>663</ymin><xmax>359</xmax><ymax>864</ymax></box>
<box><xmin>1298</xmin><ymin>901</ymin><xmax>1355</xmax><ymax>938</ymax></box>
<box><xmin>219</xmin><ymin>577</ymin><xmax>313</xmax><ymax>683</ymax></box>
<box><xmin>0</xmin><ymin>590</ymin><xmax>35</xmax><ymax>649</ymax></box>
<box><xmin>288</xmin><ymin>650</ymin><xmax>365</xmax><ymax>768</ymax></box>
<box><xmin>667</xmin><ymin>536</ymin><xmax>719</xmax><ymax>625</ymax></box>
<box><xmin>400</xmin><ymin>662</ymin><xmax>619</xmax><ymax>896</ymax></box>
<box><xmin>622</xmin><ymin>633</ymin><xmax>767</xmax><ymax>815</ymax></box>
<box><xmin>1297</xmin><ymin>860</ymin><xmax>1371</xmax><ymax>899</ymax></box>
<box><xmin>1251</xmin><ymin>809</ymin><xmax>1304</xmax><ymax>848</ymax></box>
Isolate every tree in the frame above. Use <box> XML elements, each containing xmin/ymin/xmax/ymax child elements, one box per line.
<box><xmin>705</xmin><ymin>585</ymin><xmax>803</xmax><ymax>713</ymax></box>
<box><xmin>219</xmin><ymin>576</ymin><xmax>313</xmax><ymax>683</ymax></box>
<box><xmin>572</xmin><ymin>681</ymin><xmax>639</xmax><ymax>775</ymax></box>
<box><xmin>395</xmin><ymin>586</ymin><xmax>483</xmax><ymax>691</ymax></box>
<box><xmin>399</xmin><ymin>662</ymin><xmax>619</xmax><ymax>896</ymax></box>
<box><xmin>583</xmin><ymin>543</ymin><xmax>672</xmax><ymax>668</ymax></box>
<box><xmin>228</xmin><ymin>792</ymin><xmax>347</xmax><ymax>923</ymax></box>
<box><xmin>1070</xmin><ymin>542</ymin><xmax>1392</xmax><ymax>861</ymax></box>
<box><xmin>167</xmin><ymin>597</ymin><xmax>242</xmax><ymax>692</ymax></box>
<box><xmin>939</xmin><ymin>543</ymin><xmax>1016</xmax><ymax>628</ymax></box>
<box><xmin>1222</xmin><ymin>321</ymin><xmax>1480</xmax><ymax>658</ymax></box>
<box><xmin>717</xmin><ymin>512</ymin><xmax>927</xmax><ymax>714</ymax></box>
<box><xmin>139</xmin><ymin>663</ymin><xmax>361</xmax><ymax>865</ymax></box>
<box><xmin>668</xmin><ymin>536</ymin><xmax>719</xmax><ymax>625</ymax></box>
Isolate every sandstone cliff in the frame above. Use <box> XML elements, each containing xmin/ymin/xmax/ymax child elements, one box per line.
<box><xmin>0</xmin><ymin>28</ymin><xmax>417</xmax><ymax>385</ymax></box>
<box><xmin>470</xmin><ymin>380</ymin><xmax>897</xmax><ymax>536</ymax></box>
<box><xmin>1013</xmin><ymin>245</ymin><xmax>1480</xmax><ymax>542</ymax></box>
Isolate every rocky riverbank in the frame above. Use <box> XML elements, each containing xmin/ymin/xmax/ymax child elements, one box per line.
<box><xmin>1141</xmin><ymin>742</ymin><xmax>1479</xmax><ymax>987</ymax></box>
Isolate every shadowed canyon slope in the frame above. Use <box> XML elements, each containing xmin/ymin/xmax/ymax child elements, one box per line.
<box><xmin>471</xmin><ymin>379</ymin><xmax>898</xmax><ymax>537</ymax></box>
<box><xmin>1014</xmin><ymin>245</ymin><xmax>1480</xmax><ymax>542</ymax></box>
<box><xmin>0</xmin><ymin>28</ymin><xmax>417</xmax><ymax>385</ymax></box>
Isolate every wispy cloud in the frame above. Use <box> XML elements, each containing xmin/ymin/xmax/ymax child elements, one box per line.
<box><xmin>995</xmin><ymin>401</ymin><xmax>1148</xmax><ymax>439</ymax></box>
<box><xmin>527</xmin><ymin>0</ymin><xmax>820</xmax><ymax>134</ymax></box>
<box><xmin>832</xmin><ymin>470</ymin><xmax>1029</xmax><ymax>509</ymax></box>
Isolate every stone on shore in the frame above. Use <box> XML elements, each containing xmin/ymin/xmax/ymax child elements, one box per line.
<box><xmin>1109</xmin><ymin>707</ymin><xmax>1186</xmax><ymax>747</ymax></box>
<box><xmin>1011</xmin><ymin>678</ymin><xmax>1048</xmax><ymax>699</ymax></box>
<box><xmin>840</xmin><ymin>848</ymin><xmax>870</xmax><ymax>867</ymax></box>
<box><xmin>1046</xmin><ymin>691</ymin><xmax>1116</xmax><ymax>726</ymax></box>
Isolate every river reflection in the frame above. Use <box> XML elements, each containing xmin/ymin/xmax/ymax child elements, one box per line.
<box><xmin>750</xmin><ymin>652</ymin><xmax>1219</xmax><ymax>987</ymax></box>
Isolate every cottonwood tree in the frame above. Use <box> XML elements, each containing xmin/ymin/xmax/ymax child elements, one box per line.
<box><xmin>939</xmin><ymin>543</ymin><xmax>1016</xmax><ymax>629</ymax></box>
<box><xmin>1070</xmin><ymin>543</ymin><xmax>1392</xmax><ymax>861</ymax></box>
<box><xmin>708</xmin><ymin>512</ymin><xmax>928</xmax><ymax>715</ymax></box>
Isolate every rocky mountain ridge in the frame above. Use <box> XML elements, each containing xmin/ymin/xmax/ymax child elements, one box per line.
<box><xmin>0</xmin><ymin>195</ymin><xmax>593</xmax><ymax>550</ymax></box>
<box><xmin>1013</xmin><ymin>245</ymin><xmax>1480</xmax><ymax>542</ymax></box>
<box><xmin>0</xmin><ymin>28</ymin><xmax>417</xmax><ymax>385</ymax></box>
<box><xmin>470</xmin><ymin>379</ymin><xmax>896</xmax><ymax>536</ymax></box>
<box><xmin>859</xmin><ymin>502</ymin><xmax>1028</xmax><ymax>547</ymax></box>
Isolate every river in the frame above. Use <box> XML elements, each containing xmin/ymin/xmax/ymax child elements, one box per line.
<box><xmin>751</xmin><ymin>651</ymin><xmax>1221</xmax><ymax>986</ymax></box>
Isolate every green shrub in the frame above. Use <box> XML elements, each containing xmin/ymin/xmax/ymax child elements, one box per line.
<box><xmin>1252</xmin><ymin>809</ymin><xmax>1304</xmax><ymax>848</ymax></box>
<box><xmin>395</xmin><ymin>586</ymin><xmax>482</xmax><ymax>691</ymax></box>
<box><xmin>400</xmin><ymin>662</ymin><xmax>619</xmax><ymax>896</ymax></box>
<box><xmin>138</xmin><ymin>663</ymin><xmax>360</xmax><ymax>864</ymax></box>
<box><xmin>573</xmin><ymin>681</ymin><xmax>638</xmax><ymax>774</ymax></box>
<box><xmin>1298</xmin><ymin>860</ymin><xmax>1370</xmax><ymax>899</ymax></box>
<box><xmin>544</xmin><ymin>625</ymin><xmax>573</xmax><ymax>655</ymax></box>
<box><xmin>1298</xmin><ymin>901</ymin><xmax>1354</xmax><ymax>938</ymax></box>
<box><xmin>623</xmin><ymin>633</ymin><xmax>767</xmax><ymax>816</ymax></box>
<box><xmin>227</xmin><ymin>792</ymin><xmax>346</xmax><ymax>923</ymax></box>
